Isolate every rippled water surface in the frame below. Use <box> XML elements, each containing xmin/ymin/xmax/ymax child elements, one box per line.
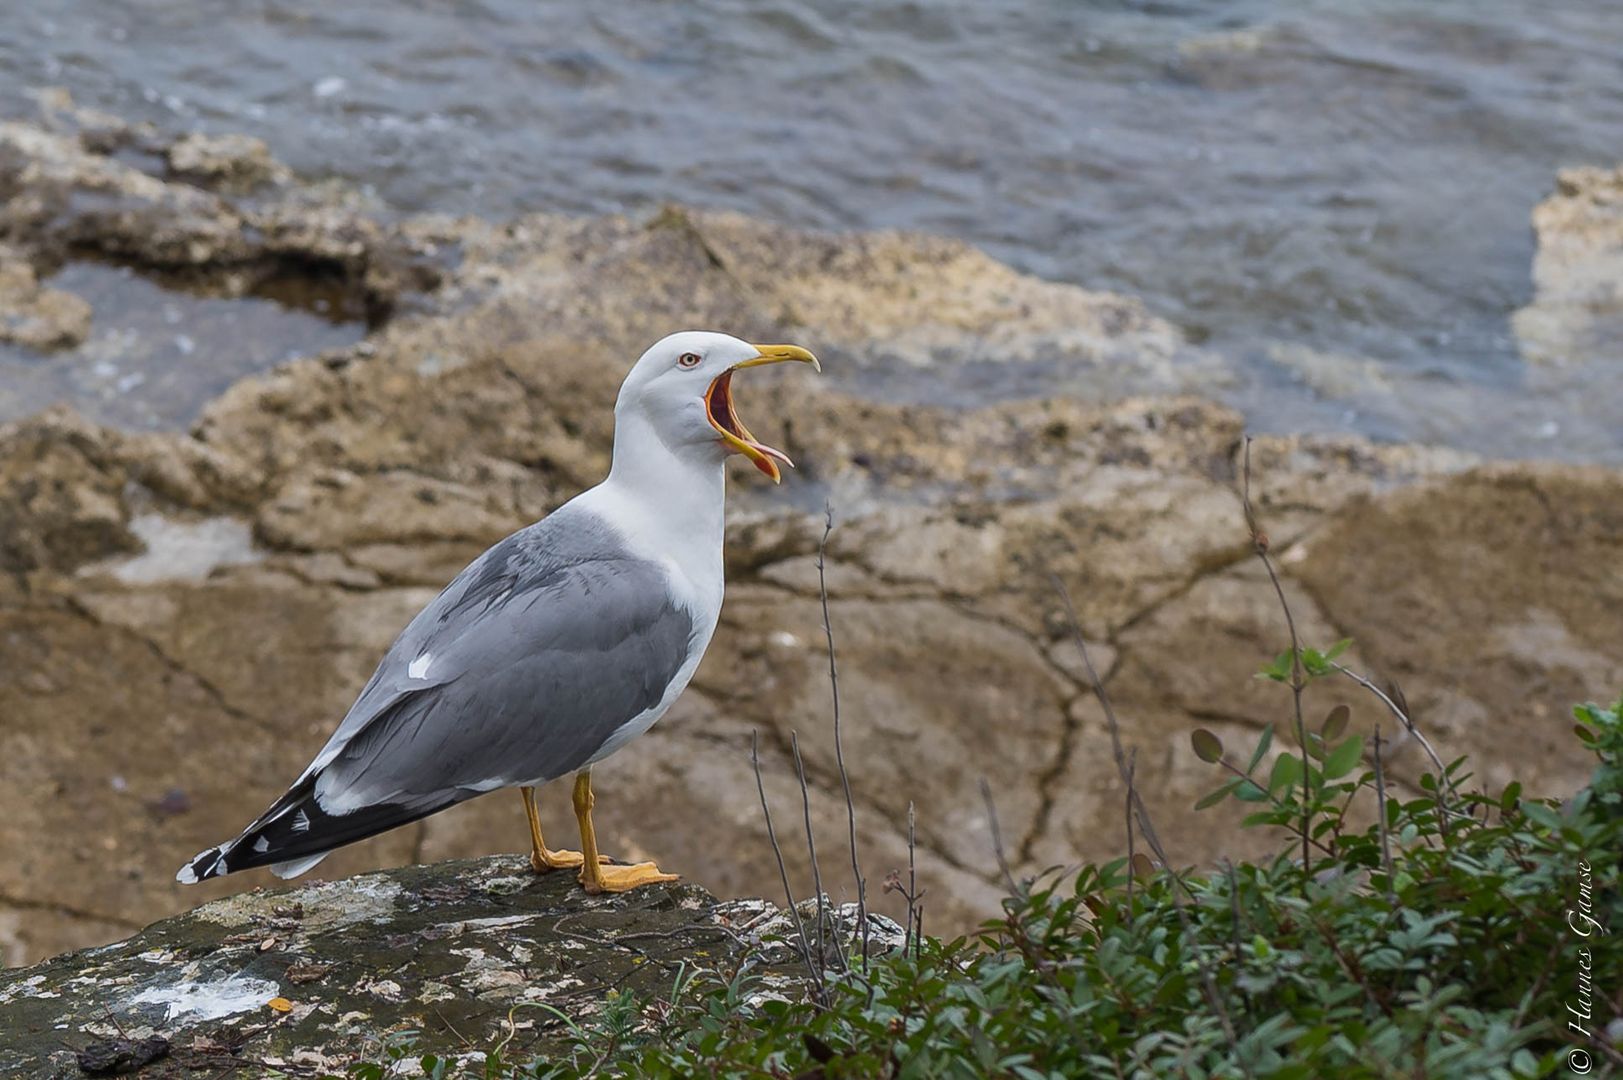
<box><xmin>1</xmin><ymin>1</ymin><xmax>1620</xmax><ymax>457</ymax></box>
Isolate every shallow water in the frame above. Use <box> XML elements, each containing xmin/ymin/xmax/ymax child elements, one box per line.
<box><xmin>1</xmin><ymin>1</ymin><xmax>1619</xmax><ymax>458</ymax></box>
<box><xmin>0</xmin><ymin>263</ymin><xmax>364</xmax><ymax>431</ymax></box>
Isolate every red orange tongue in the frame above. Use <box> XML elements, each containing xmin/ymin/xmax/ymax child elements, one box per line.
<box><xmin>709</xmin><ymin>370</ymin><xmax>793</xmax><ymax>477</ymax></box>
<box><xmin>747</xmin><ymin>443</ymin><xmax>793</xmax><ymax>478</ymax></box>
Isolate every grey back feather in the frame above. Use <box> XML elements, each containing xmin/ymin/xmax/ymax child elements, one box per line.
<box><xmin>308</xmin><ymin>504</ymin><xmax>695</xmax><ymax>810</ymax></box>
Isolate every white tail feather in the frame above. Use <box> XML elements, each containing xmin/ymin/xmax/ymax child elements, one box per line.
<box><xmin>269</xmin><ymin>851</ymin><xmax>330</xmax><ymax>879</ymax></box>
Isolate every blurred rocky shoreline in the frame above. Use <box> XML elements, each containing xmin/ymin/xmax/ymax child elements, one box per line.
<box><xmin>1</xmin><ymin>99</ymin><xmax>1619</xmax><ymax>966</ymax></box>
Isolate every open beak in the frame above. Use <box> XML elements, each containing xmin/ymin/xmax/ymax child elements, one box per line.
<box><xmin>705</xmin><ymin>344</ymin><xmax>820</xmax><ymax>483</ymax></box>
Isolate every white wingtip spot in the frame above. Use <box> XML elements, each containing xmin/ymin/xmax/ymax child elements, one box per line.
<box><xmin>176</xmin><ymin>847</ymin><xmax>215</xmax><ymax>884</ymax></box>
<box><xmin>252</xmin><ymin>836</ymin><xmax>270</xmax><ymax>853</ymax></box>
<box><xmin>408</xmin><ymin>652</ymin><xmax>433</xmax><ymax>680</ymax></box>
<box><xmin>292</xmin><ymin>810</ymin><xmax>311</xmax><ymax>833</ymax></box>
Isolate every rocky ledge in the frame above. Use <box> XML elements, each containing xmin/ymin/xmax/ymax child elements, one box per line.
<box><xmin>1</xmin><ymin>101</ymin><xmax>1620</xmax><ymax>967</ymax></box>
<box><xmin>0</xmin><ymin>856</ymin><xmax>853</xmax><ymax>1077</ymax></box>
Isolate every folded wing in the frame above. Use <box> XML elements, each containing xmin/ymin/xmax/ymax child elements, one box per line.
<box><xmin>177</xmin><ymin>509</ymin><xmax>696</xmax><ymax>882</ymax></box>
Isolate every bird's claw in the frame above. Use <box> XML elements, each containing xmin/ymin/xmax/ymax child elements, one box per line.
<box><xmin>579</xmin><ymin>861</ymin><xmax>680</xmax><ymax>894</ymax></box>
<box><xmin>529</xmin><ymin>848</ymin><xmax>609</xmax><ymax>873</ymax></box>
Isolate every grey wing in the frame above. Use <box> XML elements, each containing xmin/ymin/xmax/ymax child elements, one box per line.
<box><xmin>176</xmin><ymin>509</ymin><xmax>699</xmax><ymax>882</ymax></box>
<box><xmin>312</xmin><ymin>526</ymin><xmax>697</xmax><ymax>812</ymax></box>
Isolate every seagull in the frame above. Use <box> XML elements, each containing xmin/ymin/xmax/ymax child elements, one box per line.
<box><xmin>177</xmin><ymin>331</ymin><xmax>819</xmax><ymax>894</ymax></box>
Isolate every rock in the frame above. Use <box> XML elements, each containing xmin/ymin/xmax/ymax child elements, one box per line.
<box><xmin>165</xmin><ymin>133</ymin><xmax>290</xmax><ymax>192</ymax></box>
<box><xmin>0</xmin><ymin>857</ymin><xmax>860</xmax><ymax>1077</ymax></box>
<box><xmin>0</xmin><ymin>119</ymin><xmax>444</xmax><ymax>317</ymax></box>
<box><xmin>0</xmin><ymin>409</ymin><xmax>140</xmax><ymax>574</ymax></box>
<box><xmin>0</xmin><ymin>249</ymin><xmax>91</xmax><ymax>349</ymax></box>
<box><xmin>0</xmin><ymin>113</ymin><xmax>1615</xmax><ymax>967</ymax></box>
<box><xmin>1513</xmin><ymin>165</ymin><xmax>1623</xmax><ymax>367</ymax></box>
<box><xmin>76</xmin><ymin>1035</ymin><xmax>171</xmax><ymax>1076</ymax></box>
<box><xmin>0</xmin><ymin>121</ymin><xmax>251</xmax><ymax>268</ymax></box>
<box><xmin>682</xmin><ymin>208</ymin><xmax>1209</xmax><ymax>395</ymax></box>
<box><xmin>29</xmin><ymin>86</ymin><xmax>141</xmax><ymax>150</ymax></box>
<box><xmin>1289</xmin><ymin>465</ymin><xmax>1623</xmax><ymax>797</ymax></box>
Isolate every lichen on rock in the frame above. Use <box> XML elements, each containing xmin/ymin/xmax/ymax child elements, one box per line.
<box><xmin>0</xmin><ymin>857</ymin><xmax>843</xmax><ymax>1077</ymax></box>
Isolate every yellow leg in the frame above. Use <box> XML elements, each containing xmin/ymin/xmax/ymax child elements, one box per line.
<box><xmin>572</xmin><ymin>770</ymin><xmax>678</xmax><ymax>894</ymax></box>
<box><xmin>521</xmin><ymin>785</ymin><xmax>597</xmax><ymax>872</ymax></box>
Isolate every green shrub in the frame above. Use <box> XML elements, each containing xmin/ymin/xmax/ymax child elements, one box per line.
<box><xmin>345</xmin><ymin>686</ymin><xmax>1621</xmax><ymax>1080</ymax></box>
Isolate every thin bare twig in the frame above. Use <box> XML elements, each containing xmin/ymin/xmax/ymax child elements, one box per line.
<box><xmin>790</xmin><ymin>731</ymin><xmax>839</xmax><ymax>973</ymax></box>
<box><xmin>431</xmin><ymin>1004</ymin><xmax>472</xmax><ymax>1048</ymax></box>
<box><xmin>819</xmin><ymin>504</ymin><xmax>869</xmax><ymax>966</ymax></box>
<box><xmin>1337</xmin><ymin>662</ymin><xmax>1454</xmax><ymax>779</ymax></box>
<box><xmin>1052</xmin><ymin>575</ymin><xmax>1243</xmax><ymax>1060</ymax></box>
<box><xmin>1331</xmin><ymin>663</ymin><xmax>1457</xmax><ymax>834</ymax></box>
<box><xmin>752</xmin><ymin>730</ymin><xmax>825</xmax><ymax>1005</ymax></box>
<box><xmin>99</xmin><ymin>1007</ymin><xmax>132</xmax><ymax>1042</ymax></box>
<box><xmin>1241</xmin><ymin>437</ymin><xmax>1312</xmax><ymax>879</ymax></box>
<box><xmin>980</xmin><ymin>778</ymin><xmax>1019</xmax><ymax>895</ymax></box>
<box><xmin>1330</xmin><ymin>665</ymin><xmax>1444</xmax><ymax>772</ymax></box>
<box><xmin>1372</xmin><ymin>726</ymin><xmax>1396</xmax><ymax>906</ymax></box>
<box><xmin>907</xmin><ymin>801</ymin><xmax>919</xmax><ymax>957</ymax></box>
<box><xmin>1125</xmin><ymin>749</ymin><xmax>1138</xmax><ymax>907</ymax></box>
<box><xmin>1222</xmin><ymin>859</ymin><xmax>1244</xmax><ymax>964</ymax></box>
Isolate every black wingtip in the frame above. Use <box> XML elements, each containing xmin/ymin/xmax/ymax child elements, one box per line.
<box><xmin>175</xmin><ymin>846</ymin><xmax>226</xmax><ymax>884</ymax></box>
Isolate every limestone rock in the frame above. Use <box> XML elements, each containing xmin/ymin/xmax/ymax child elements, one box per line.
<box><xmin>1289</xmin><ymin>465</ymin><xmax>1623</xmax><ymax>797</ymax></box>
<box><xmin>165</xmin><ymin>133</ymin><xmax>291</xmax><ymax>192</ymax></box>
<box><xmin>0</xmin><ymin>119</ymin><xmax>444</xmax><ymax>313</ymax></box>
<box><xmin>0</xmin><ymin>409</ymin><xmax>140</xmax><ymax>574</ymax></box>
<box><xmin>0</xmin><ymin>113</ymin><xmax>1615</xmax><ymax>969</ymax></box>
<box><xmin>1513</xmin><ymin>165</ymin><xmax>1623</xmax><ymax>367</ymax></box>
<box><xmin>0</xmin><ymin>251</ymin><xmax>91</xmax><ymax>349</ymax></box>
<box><xmin>0</xmin><ymin>857</ymin><xmax>850</xmax><ymax>1077</ymax></box>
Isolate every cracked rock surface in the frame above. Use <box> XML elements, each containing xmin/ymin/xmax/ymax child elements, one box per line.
<box><xmin>1</xmin><ymin>112</ymin><xmax>1619</xmax><ymax>968</ymax></box>
<box><xmin>0</xmin><ymin>856</ymin><xmax>841</xmax><ymax>1076</ymax></box>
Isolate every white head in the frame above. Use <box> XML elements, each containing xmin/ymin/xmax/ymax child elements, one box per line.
<box><xmin>613</xmin><ymin>330</ymin><xmax>820</xmax><ymax>483</ymax></box>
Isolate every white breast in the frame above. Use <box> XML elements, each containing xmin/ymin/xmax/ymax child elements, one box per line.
<box><xmin>569</xmin><ymin>476</ymin><xmax>726</xmax><ymax>767</ymax></box>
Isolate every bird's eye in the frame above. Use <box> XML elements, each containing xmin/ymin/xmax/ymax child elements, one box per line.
<box><xmin>677</xmin><ymin>352</ymin><xmax>702</xmax><ymax>369</ymax></box>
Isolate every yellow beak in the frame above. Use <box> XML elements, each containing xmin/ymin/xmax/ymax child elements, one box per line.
<box><xmin>705</xmin><ymin>344</ymin><xmax>821</xmax><ymax>483</ymax></box>
<box><xmin>735</xmin><ymin>344</ymin><xmax>822</xmax><ymax>373</ymax></box>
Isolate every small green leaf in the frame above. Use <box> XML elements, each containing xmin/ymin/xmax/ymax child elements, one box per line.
<box><xmin>1269</xmin><ymin>753</ymin><xmax>1303</xmax><ymax>794</ymax></box>
<box><xmin>1574</xmin><ymin>723</ymin><xmax>1598</xmax><ymax>746</ymax></box>
<box><xmin>1522</xmin><ymin>802</ymin><xmax>1564</xmax><ymax>830</ymax></box>
<box><xmin>1130</xmin><ymin>852</ymin><xmax>1154</xmax><ymax>880</ymax></box>
<box><xmin>1499</xmin><ymin>781</ymin><xmax>1522</xmax><ymax>811</ymax></box>
<box><xmin>1304</xmin><ymin>731</ymin><xmax>1328</xmax><ymax>761</ymax></box>
<box><xmin>1258</xmin><ymin>650</ymin><xmax>1292</xmax><ymax>682</ymax></box>
<box><xmin>1195</xmin><ymin>780</ymin><xmax>1240</xmax><ymax>810</ymax></box>
<box><xmin>1321</xmin><ymin>704</ymin><xmax>1350</xmax><ymax>742</ymax></box>
<box><xmin>1234</xmin><ymin>780</ymin><xmax>1269</xmax><ymax>802</ymax></box>
<box><xmin>1191</xmin><ymin>728</ymin><xmax>1224</xmax><ymax>764</ymax></box>
<box><xmin>1247</xmin><ymin>723</ymin><xmax>1275</xmax><ymax>773</ymax></box>
<box><xmin>1322</xmin><ymin>735</ymin><xmax>1365</xmax><ymax>780</ymax></box>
